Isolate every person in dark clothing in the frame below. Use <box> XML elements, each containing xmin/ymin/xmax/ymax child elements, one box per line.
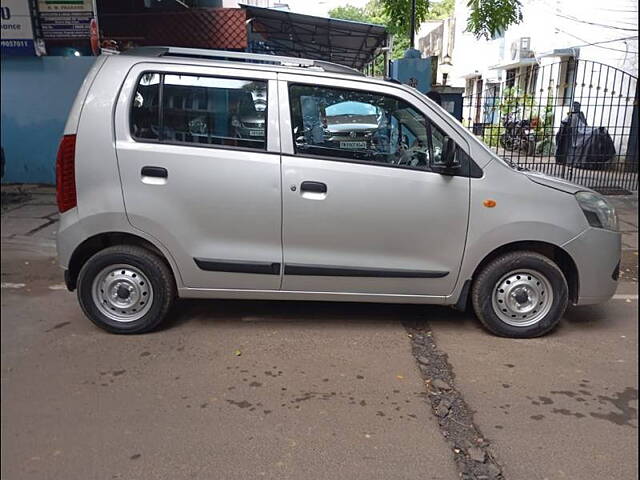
<box><xmin>426</xmin><ymin>90</ymin><xmax>442</xmax><ymax>106</ymax></box>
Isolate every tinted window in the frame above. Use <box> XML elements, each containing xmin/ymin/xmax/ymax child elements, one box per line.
<box><xmin>131</xmin><ymin>73</ymin><xmax>160</xmax><ymax>140</ymax></box>
<box><xmin>130</xmin><ymin>73</ymin><xmax>267</xmax><ymax>151</ymax></box>
<box><xmin>163</xmin><ymin>75</ymin><xmax>267</xmax><ymax>150</ymax></box>
<box><xmin>289</xmin><ymin>84</ymin><xmax>451</xmax><ymax>170</ymax></box>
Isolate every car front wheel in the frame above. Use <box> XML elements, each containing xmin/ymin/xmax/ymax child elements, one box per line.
<box><xmin>471</xmin><ymin>251</ymin><xmax>569</xmax><ymax>338</ymax></box>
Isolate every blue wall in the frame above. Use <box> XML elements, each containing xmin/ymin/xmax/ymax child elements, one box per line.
<box><xmin>1</xmin><ymin>56</ymin><xmax>96</xmax><ymax>184</ymax></box>
<box><xmin>390</xmin><ymin>49</ymin><xmax>432</xmax><ymax>95</ymax></box>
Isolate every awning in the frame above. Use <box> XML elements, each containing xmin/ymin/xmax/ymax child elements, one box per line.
<box><xmin>489</xmin><ymin>57</ymin><xmax>537</xmax><ymax>71</ymax></box>
<box><xmin>461</xmin><ymin>71</ymin><xmax>482</xmax><ymax>79</ymax></box>
<box><xmin>242</xmin><ymin>4</ymin><xmax>389</xmax><ymax>70</ymax></box>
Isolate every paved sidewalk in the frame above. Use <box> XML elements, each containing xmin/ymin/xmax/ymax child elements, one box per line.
<box><xmin>608</xmin><ymin>195</ymin><xmax>639</xmax><ymax>251</ymax></box>
<box><xmin>1</xmin><ymin>185</ymin><xmax>58</xmax><ymax>255</ymax></box>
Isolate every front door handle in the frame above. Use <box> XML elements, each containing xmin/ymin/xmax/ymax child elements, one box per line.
<box><xmin>141</xmin><ymin>166</ymin><xmax>168</xmax><ymax>178</ymax></box>
<box><xmin>141</xmin><ymin>166</ymin><xmax>168</xmax><ymax>185</ymax></box>
<box><xmin>300</xmin><ymin>181</ymin><xmax>327</xmax><ymax>193</ymax></box>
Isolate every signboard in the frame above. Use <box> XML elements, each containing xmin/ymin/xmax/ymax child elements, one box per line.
<box><xmin>38</xmin><ymin>0</ymin><xmax>92</xmax><ymax>11</ymax></box>
<box><xmin>1</xmin><ymin>0</ymin><xmax>36</xmax><ymax>55</ymax></box>
<box><xmin>38</xmin><ymin>0</ymin><xmax>92</xmax><ymax>39</ymax></box>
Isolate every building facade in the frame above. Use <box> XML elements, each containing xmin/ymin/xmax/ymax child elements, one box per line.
<box><xmin>416</xmin><ymin>0</ymin><xmax>637</xmax><ymax>191</ymax></box>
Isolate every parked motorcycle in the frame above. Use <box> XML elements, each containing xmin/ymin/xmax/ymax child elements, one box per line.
<box><xmin>500</xmin><ymin>112</ymin><xmax>536</xmax><ymax>156</ymax></box>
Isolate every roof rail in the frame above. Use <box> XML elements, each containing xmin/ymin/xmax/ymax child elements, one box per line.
<box><xmin>122</xmin><ymin>46</ymin><xmax>364</xmax><ymax>76</ymax></box>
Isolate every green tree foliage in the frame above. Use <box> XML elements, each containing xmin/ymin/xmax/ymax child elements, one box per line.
<box><xmin>466</xmin><ymin>0</ymin><xmax>523</xmax><ymax>39</ymax></box>
<box><xmin>326</xmin><ymin>5</ymin><xmax>373</xmax><ymax>23</ymax></box>
<box><xmin>379</xmin><ymin>0</ymin><xmax>431</xmax><ymax>39</ymax></box>
<box><xmin>329</xmin><ymin>0</ymin><xmax>454</xmax><ymax>61</ymax></box>
<box><xmin>330</xmin><ymin>0</ymin><xmax>523</xmax><ymax>51</ymax></box>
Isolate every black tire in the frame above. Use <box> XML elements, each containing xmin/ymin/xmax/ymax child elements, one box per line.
<box><xmin>77</xmin><ymin>245</ymin><xmax>176</xmax><ymax>334</ymax></box>
<box><xmin>471</xmin><ymin>251</ymin><xmax>568</xmax><ymax>338</ymax></box>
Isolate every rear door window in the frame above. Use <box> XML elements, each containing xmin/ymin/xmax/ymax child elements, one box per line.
<box><xmin>130</xmin><ymin>72</ymin><xmax>268</xmax><ymax>151</ymax></box>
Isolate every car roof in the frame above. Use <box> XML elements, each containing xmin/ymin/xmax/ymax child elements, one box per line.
<box><xmin>116</xmin><ymin>46</ymin><xmax>403</xmax><ymax>89</ymax></box>
<box><xmin>122</xmin><ymin>46</ymin><xmax>363</xmax><ymax>76</ymax></box>
<box><xmin>108</xmin><ymin>47</ymin><xmax>440</xmax><ymax>115</ymax></box>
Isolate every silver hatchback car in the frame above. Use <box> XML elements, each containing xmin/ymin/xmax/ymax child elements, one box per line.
<box><xmin>56</xmin><ymin>47</ymin><xmax>621</xmax><ymax>337</ymax></box>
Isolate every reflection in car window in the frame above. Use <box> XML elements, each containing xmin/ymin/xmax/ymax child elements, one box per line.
<box><xmin>288</xmin><ymin>84</ymin><xmax>450</xmax><ymax>170</ymax></box>
<box><xmin>163</xmin><ymin>75</ymin><xmax>267</xmax><ymax>150</ymax></box>
<box><xmin>130</xmin><ymin>72</ymin><xmax>267</xmax><ymax>151</ymax></box>
<box><xmin>131</xmin><ymin>73</ymin><xmax>160</xmax><ymax>140</ymax></box>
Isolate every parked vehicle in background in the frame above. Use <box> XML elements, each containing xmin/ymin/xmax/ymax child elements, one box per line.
<box><xmin>56</xmin><ymin>47</ymin><xmax>621</xmax><ymax>338</ymax></box>
<box><xmin>233</xmin><ymin>86</ymin><xmax>266</xmax><ymax>141</ymax></box>
<box><xmin>500</xmin><ymin>112</ymin><xmax>536</xmax><ymax>155</ymax></box>
<box><xmin>323</xmin><ymin>100</ymin><xmax>382</xmax><ymax>150</ymax></box>
<box><xmin>555</xmin><ymin>102</ymin><xmax>617</xmax><ymax>170</ymax></box>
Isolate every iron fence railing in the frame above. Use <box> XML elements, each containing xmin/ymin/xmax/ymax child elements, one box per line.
<box><xmin>463</xmin><ymin>59</ymin><xmax>638</xmax><ymax>194</ymax></box>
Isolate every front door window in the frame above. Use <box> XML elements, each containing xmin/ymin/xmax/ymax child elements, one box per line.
<box><xmin>289</xmin><ymin>84</ymin><xmax>451</xmax><ymax>171</ymax></box>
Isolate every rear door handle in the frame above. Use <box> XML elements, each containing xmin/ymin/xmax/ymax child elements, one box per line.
<box><xmin>300</xmin><ymin>181</ymin><xmax>327</xmax><ymax>193</ymax></box>
<box><xmin>141</xmin><ymin>166</ymin><xmax>168</xmax><ymax>178</ymax></box>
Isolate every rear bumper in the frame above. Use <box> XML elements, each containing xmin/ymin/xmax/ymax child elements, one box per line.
<box><xmin>562</xmin><ymin>227</ymin><xmax>621</xmax><ymax>306</ymax></box>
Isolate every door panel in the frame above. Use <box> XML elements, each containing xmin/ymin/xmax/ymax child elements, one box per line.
<box><xmin>117</xmin><ymin>143</ymin><xmax>282</xmax><ymax>289</ymax></box>
<box><xmin>281</xmin><ymin>156</ymin><xmax>469</xmax><ymax>295</ymax></box>
<box><xmin>115</xmin><ymin>64</ymin><xmax>282</xmax><ymax>290</ymax></box>
<box><xmin>279</xmin><ymin>76</ymin><xmax>470</xmax><ymax>296</ymax></box>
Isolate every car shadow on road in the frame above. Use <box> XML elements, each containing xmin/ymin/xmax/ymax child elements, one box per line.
<box><xmin>163</xmin><ymin>298</ymin><xmax>470</xmax><ymax>331</ymax></box>
<box><xmin>161</xmin><ymin>298</ymin><xmax>618</xmax><ymax>336</ymax></box>
<box><xmin>562</xmin><ymin>303</ymin><xmax>619</xmax><ymax>329</ymax></box>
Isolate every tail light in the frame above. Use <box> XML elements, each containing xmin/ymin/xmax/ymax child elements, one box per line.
<box><xmin>56</xmin><ymin>134</ymin><xmax>77</xmax><ymax>213</ymax></box>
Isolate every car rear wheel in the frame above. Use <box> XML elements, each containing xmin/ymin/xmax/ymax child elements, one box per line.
<box><xmin>77</xmin><ymin>245</ymin><xmax>175</xmax><ymax>334</ymax></box>
<box><xmin>471</xmin><ymin>251</ymin><xmax>568</xmax><ymax>338</ymax></box>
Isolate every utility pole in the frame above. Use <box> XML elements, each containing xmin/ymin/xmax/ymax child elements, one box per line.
<box><xmin>409</xmin><ymin>0</ymin><xmax>416</xmax><ymax>49</ymax></box>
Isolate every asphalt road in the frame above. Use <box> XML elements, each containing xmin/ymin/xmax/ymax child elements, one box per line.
<box><xmin>431</xmin><ymin>296</ymin><xmax>638</xmax><ymax>479</ymax></box>
<box><xmin>1</xmin><ymin>240</ymin><xmax>638</xmax><ymax>480</ymax></box>
<box><xmin>1</xmin><ymin>241</ymin><xmax>456</xmax><ymax>480</ymax></box>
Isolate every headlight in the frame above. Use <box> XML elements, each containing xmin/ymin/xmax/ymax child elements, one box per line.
<box><xmin>575</xmin><ymin>191</ymin><xmax>618</xmax><ymax>231</ymax></box>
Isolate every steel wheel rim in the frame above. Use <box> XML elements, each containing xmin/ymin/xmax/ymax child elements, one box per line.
<box><xmin>92</xmin><ymin>264</ymin><xmax>153</xmax><ymax>323</ymax></box>
<box><xmin>492</xmin><ymin>269</ymin><xmax>554</xmax><ymax>327</ymax></box>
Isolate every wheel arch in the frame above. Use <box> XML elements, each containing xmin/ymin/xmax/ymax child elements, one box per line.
<box><xmin>458</xmin><ymin>240</ymin><xmax>579</xmax><ymax>309</ymax></box>
<box><xmin>66</xmin><ymin>232</ymin><xmax>177</xmax><ymax>291</ymax></box>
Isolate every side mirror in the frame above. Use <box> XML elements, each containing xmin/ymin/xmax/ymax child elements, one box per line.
<box><xmin>431</xmin><ymin>136</ymin><xmax>460</xmax><ymax>174</ymax></box>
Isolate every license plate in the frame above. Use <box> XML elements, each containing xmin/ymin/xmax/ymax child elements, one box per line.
<box><xmin>340</xmin><ymin>141</ymin><xmax>366</xmax><ymax>149</ymax></box>
<box><xmin>249</xmin><ymin>129</ymin><xmax>265</xmax><ymax>137</ymax></box>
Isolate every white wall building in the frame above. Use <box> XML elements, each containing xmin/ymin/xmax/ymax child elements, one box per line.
<box><xmin>418</xmin><ymin>0</ymin><xmax>637</xmax><ymax>158</ymax></box>
<box><xmin>448</xmin><ymin>0</ymin><xmax>637</xmax><ymax>85</ymax></box>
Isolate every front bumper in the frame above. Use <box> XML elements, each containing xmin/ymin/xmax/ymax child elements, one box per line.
<box><xmin>236</xmin><ymin>126</ymin><xmax>265</xmax><ymax>139</ymax></box>
<box><xmin>562</xmin><ymin>227</ymin><xmax>622</xmax><ymax>305</ymax></box>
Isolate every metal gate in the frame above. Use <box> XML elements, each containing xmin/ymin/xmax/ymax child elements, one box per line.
<box><xmin>463</xmin><ymin>59</ymin><xmax>638</xmax><ymax>194</ymax></box>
